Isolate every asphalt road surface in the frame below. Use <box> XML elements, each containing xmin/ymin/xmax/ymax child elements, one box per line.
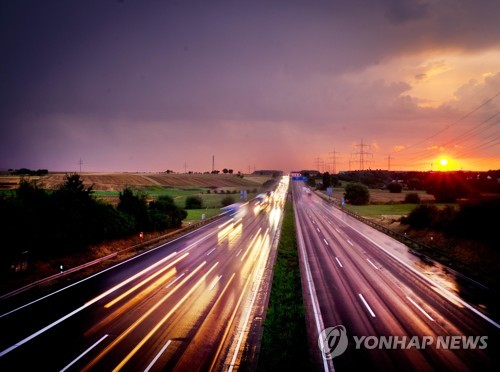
<box><xmin>292</xmin><ymin>181</ymin><xmax>499</xmax><ymax>371</ymax></box>
<box><xmin>0</xmin><ymin>177</ymin><xmax>288</xmax><ymax>371</ymax></box>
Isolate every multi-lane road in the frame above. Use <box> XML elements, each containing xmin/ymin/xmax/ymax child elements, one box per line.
<box><xmin>0</xmin><ymin>177</ymin><xmax>289</xmax><ymax>371</ymax></box>
<box><xmin>293</xmin><ymin>181</ymin><xmax>499</xmax><ymax>371</ymax></box>
<box><xmin>2</xmin><ymin>176</ymin><xmax>498</xmax><ymax>371</ymax></box>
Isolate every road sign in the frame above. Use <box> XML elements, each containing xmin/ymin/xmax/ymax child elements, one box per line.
<box><xmin>327</xmin><ymin>187</ymin><xmax>333</xmax><ymax>196</ymax></box>
<box><xmin>292</xmin><ymin>176</ymin><xmax>308</xmax><ymax>181</ymax></box>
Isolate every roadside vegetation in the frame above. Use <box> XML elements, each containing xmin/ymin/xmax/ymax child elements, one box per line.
<box><xmin>0</xmin><ymin>171</ymin><xmax>280</xmax><ymax>294</ymax></box>
<box><xmin>0</xmin><ymin>174</ymin><xmax>187</xmax><ymax>272</ymax></box>
<box><xmin>258</xmin><ymin>200</ymin><xmax>312</xmax><ymax>371</ymax></box>
<box><xmin>308</xmin><ymin>169</ymin><xmax>500</xmax><ymax>290</ymax></box>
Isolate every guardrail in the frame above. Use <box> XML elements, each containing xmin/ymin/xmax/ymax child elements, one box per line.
<box><xmin>314</xmin><ymin>190</ymin><xmax>491</xmax><ymax>286</ymax></box>
<box><xmin>0</xmin><ymin>212</ymin><xmax>226</xmax><ymax>300</ymax></box>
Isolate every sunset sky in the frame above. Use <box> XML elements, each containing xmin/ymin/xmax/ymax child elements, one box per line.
<box><xmin>1</xmin><ymin>0</ymin><xmax>499</xmax><ymax>173</ymax></box>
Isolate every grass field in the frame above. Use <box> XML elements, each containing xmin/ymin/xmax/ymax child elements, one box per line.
<box><xmin>343</xmin><ymin>203</ymin><xmax>418</xmax><ymax>217</ymax></box>
<box><xmin>184</xmin><ymin>208</ymin><xmax>222</xmax><ymax>222</ymax></box>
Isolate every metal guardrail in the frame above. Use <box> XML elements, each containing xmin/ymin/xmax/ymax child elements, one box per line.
<box><xmin>314</xmin><ymin>190</ymin><xmax>491</xmax><ymax>285</ymax></box>
<box><xmin>0</xmin><ymin>213</ymin><xmax>226</xmax><ymax>300</ymax></box>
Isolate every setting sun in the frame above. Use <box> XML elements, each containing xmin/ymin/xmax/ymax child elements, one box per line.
<box><xmin>439</xmin><ymin>158</ymin><xmax>449</xmax><ymax>167</ymax></box>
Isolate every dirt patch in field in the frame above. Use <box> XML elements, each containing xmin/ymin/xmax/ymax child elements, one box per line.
<box><xmin>0</xmin><ymin>172</ymin><xmax>271</xmax><ymax>191</ymax></box>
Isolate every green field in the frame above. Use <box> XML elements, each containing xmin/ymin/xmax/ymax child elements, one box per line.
<box><xmin>343</xmin><ymin>203</ymin><xmax>457</xmax><ymax>217</ymax></box>
<box><xmin>184</xmin><ymin>208</ymin><xmax>222</xmax><ymax>222</ymax></box>
<box><xmin>343</xmin><ymin>203</ymin><xmax>418</xmax><ymax>216</ymax></box>
<box><xmin>92</xmin><ymin>185</ymin><xmax>259</xmax><ymax>222</ymax></box>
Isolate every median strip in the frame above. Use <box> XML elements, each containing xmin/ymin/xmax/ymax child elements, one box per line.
<box><xmin>257</xmin><ymin>200</ymin><xmax>312</xmax><ymax>371</ymax></box>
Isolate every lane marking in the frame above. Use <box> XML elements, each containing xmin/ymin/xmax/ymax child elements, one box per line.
<box><xmin>323</xmin><ymin>239</ymin><xmax>329</xmax><ymax>246</ymax></box>
<box><xmin>0</xmin><ymin>215</ymin><xmax>226</xmax><ymax>318</ymax></box>
<box><xmin>240</xmin><ymin>227</ymin><xmax>262</xmax><ymax>262</ymax></box>
<box><xmin>228</xmin><ymin>232</ymin><xmax>271</xmax><ymax>372</ymax></box>
<box><xmin>346</xmin><ymin>239</ymin><xmax>354</xmax><ymax>246</ymax></box>
<box><xmin>166</xmin><ymin>273</ymin><xmax>185</xmax><ymax>289</ymax></box>
<box><xmin>366</xmin><ymin>258</ymin><xmax>379</xmax><ymax>270</ymax></box>
<box><xmin>407</xmin><ymin>296</ymin><xmax>434</xmax><ymax>322</ymax></box>
<box><xmin>358</xmin><ymin>293</ymin><xmax>376</xmax><ymax>318</ymax></box>
<box><xmin>328</xmin><ymin>208</ymin><xmax>500</xmax><ymax>329</ymax></box>
<box><xmin>112</xmin><ymin>262</ymin><xmax>219</xmax><ymax>371</ymax></box>
<box><xmin>334</xmin><ymin>227</ymin><xmax>341</xmax><ymax>233</ymax></box>
<box><xmin>335</xmin><ymin>257</ymin><xmax>343</xmax><ymax>268</ymax></box>
<box><xmin>86</xmin><ymin>262</ymin><xmax>210</xmax><ymax>369</ymax></box>
<box><xmin>144</xmin><ymin>340</ymin><xmax>172</xmax><ymax>372</ymax></box>
<box><xmin>209</xmin><ymin>275</ymin><xmax>222</xmax><ymax>291</ymax></box>
<box><xmin>316</xmin><ymin>227</ymin><xmax>321</xmax><ymax>233</ymax></box>
<box><xmin>293</xmin><ymin>202</ymin><xmax>332</xmax><ymax>372</ymax></box>
<box><xmin>236</xmin><ymin>249</ymin><xmax>242</xmax><ymax>257</ymax></box>
<box><xmin>206</xmin><ymin>274</ymin><xmax>237</xmax><ymax>371</ymax></box>
<box><xmin>206</xmin><ymin>247</ymin><xmax>216</xmax><ymax>256</ymax></box>
<box><xmin>60</xmin><ymin>334</ymin><xmax>109</xmax><ymax>372</ymax></box>
<box><xmin>0</xmin><ymin>251</ymin><xmax>182</xmax><ymax>358</ymax></box>
<box><xmin>105</xmin><ymin>253</ymin><xmax>188</xmax><ymax>308</ymax></box>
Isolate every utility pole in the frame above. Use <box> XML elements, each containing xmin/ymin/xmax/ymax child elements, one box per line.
<box><xmin>352</xmin><ymin>139</ymin><xmax>373</xmax><ymax>170</ymax></box>
<box><xmin>386</xmin><ymin>154</ymin><xmax>392</xmax><ymax>171</ymax></box>
<box><xmin>78</xmin><ymin>158</ymin><xmax>83</xmax><ymax>173</ymax></box>
<box><xmin>212</xmin><ymin>155</ymin><xmax>215</xmax><ymax>173</ymax></box>
<box><xmin>329</xmin><ymin>148</ymin><xmax>338</xmax><ymax>174</ymax></box>
<box><xmin>184</xmin><ymin>161</ymin><xmax>187</xmax><ymax>173</ymax></box>
<box><xmin>314</xmin><ymin>157</ymin><xmax>322</xmax><ymax>171</ymax></box>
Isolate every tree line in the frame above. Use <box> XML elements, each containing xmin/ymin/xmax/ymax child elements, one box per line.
<box><xmin>0</xmin><ymin>174</ymin><xmax>186</xmax><ymax>272</ymax></box>
<box><xmin>402</xmin><ymin>198</ymin><xmax>499</xmax><ymax>245</ymax></box>
<box><xmin>307</xmin><ymin>170</ymin><xmax>500</xmax><ymax>204</ymax></box>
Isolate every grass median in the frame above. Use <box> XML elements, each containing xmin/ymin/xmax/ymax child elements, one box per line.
<box><xmin>257</xmin><ymin>200</ymin><xmax>312</xmax><ymax>371</ymax></box>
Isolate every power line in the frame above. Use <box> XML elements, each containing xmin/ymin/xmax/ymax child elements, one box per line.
<box><xmin>398</xmin><ymin>91</ymin><xmax>500</xmax><ymax>154</ymax></box>
<box><xmin>329</xmin><ymin>148</ymin><xmax>339</xmax><ymax>174</ymax></box>
<box><xmin>351</xmin><ymin>139</ymin><xmax>373</xmax><ymax>170</ymax></box>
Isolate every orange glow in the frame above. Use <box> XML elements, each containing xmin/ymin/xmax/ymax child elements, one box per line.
<box><xmin>439</xmin><ymin>158</ymin><xmax>449</xmax><ymax>167</ymax></box>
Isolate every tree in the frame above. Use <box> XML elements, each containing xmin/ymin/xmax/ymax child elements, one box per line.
<box><xmin>185</xmin><ymin>196</ymin><xmax>203</xmax><ymax>209</ymax></box>
<box><xmin>322</xmin><ymin>172</ymin><xmax>331</xmax><ymax>190</ymax></box>
<box><xmin>344</xmin><ymin>182</ymin><xmax>370</xmax><ymax>205</ymax></box>
<box><xmin>223</xmin><ymin>168</ymin><xmax>229</xmax><ymax>174</ymax></box>
<box><xmin>404</xmin><ymin>193</ymin><xmax>421</xmax><ymax>204</ymax></box>
<box><xmin>387</xmin><ymin>182</ymin><xmax>403</xmax><ymax>193</ymax></box>
<box><xmin>403</xmin><ymin>204</ymin><xmax>437</xmax><ymax>229</ymax></box>
<box><xmin>407</xmin><ymin>178</ymin><xmax>421</xmax><ymax>190</ymax></box>
<box><xmin>149</xmin><ymin>196</ymin><xmax>187</xmax><ymax>229</ymax></box>
<box><xmin>117</xmin><ymin>187</ymin><xmax>149</xmax><ymax>231</ymax></box>
<box><xmin>423</xmin><ymin>172</ymin><xmax>471</xmax><ymax>202</ymax></box>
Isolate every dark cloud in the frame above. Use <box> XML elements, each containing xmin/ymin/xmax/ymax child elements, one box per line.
<box><xmin>1</xmin><ymin>0</ymin><xmax>499</xmax><ymax>171</ymax></box>
<box><xmin>383</xmin><ymin>0</ymin><xmax>430</xmax><ymax>24</ymax></box>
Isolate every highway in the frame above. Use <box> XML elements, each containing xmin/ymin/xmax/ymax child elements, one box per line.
<box><xmin>292</xmin><ymin>181</ymin><xmax>499</xmax><ymax>371</ymax></box>
<box><xmin>0</xmin><ymin>177</ymin><xmax>288</xmax><ymax>371</ymax></box>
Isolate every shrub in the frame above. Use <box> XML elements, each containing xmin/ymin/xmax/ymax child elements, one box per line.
<box><xmin>185</xmin><ymin>196</ymin><xmax>203</xmax><ymax>209</ymax></box>
<box><xmin>387</xmin><ymin>182</ymin><xmax>403</xmax><ymax>193</ymax></box>
<box><xmin>221</xmin><ymin>196</ymin><xmax>235</xmax><ymax>207</ymax></box>
<box><xmin>344</xmin><ymin>182</ymin><xmax>370</xmax><ymax>205</ymax></box>
<box><xmin>405</xmin><ymin>193</ymin><xmax>421</xmax><ymax>204</ymax></box>
<box><xmin>404</xmin><ymin>204</ymin><xmax>438</xmax><ymax>229</ymax></box>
